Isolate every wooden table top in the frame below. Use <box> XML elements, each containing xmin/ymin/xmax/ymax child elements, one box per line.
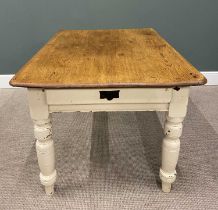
<box><xmin>10</xmin><ymin>28</ymin><xmax>206</xmax><ymax>88</ymax></box>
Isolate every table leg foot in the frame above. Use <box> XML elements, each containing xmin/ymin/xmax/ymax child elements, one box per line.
<box><xmin>45</xmin><ymin>185</ymin><xmax>54</xmax><ymax>195</ymax></box>
<box><xmin>161</xmin><ymin>182</ymin><xmax>171</xmax><ymax>193</ymax></box>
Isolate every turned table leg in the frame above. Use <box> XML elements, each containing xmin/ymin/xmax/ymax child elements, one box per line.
<box><xmin>28</xmin><ymin>88</ymin><xmax>57</xmax><ymax>195</ymax></box>
<box><xmin>160</xmin><ymin>116</ymin><xmax>183</xmax><ymax>192</ymax></box>
<box><xmin>34</xmin><ymin>118</ymin><xmax>56</xmax><ymax>195</ymax></box>
<box><xmin>160</xmin><ymin>87</ymin><xmax>189</xmax><ymax>192</ymax></box>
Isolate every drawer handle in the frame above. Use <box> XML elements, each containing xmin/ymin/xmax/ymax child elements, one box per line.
<box><xmin>99</xmin><ymin>90</ymin><xmax>120</xmax><ymax>101</ymax></box>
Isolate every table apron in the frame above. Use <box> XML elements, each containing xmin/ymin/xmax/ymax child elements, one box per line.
<box><xmin>45</xmin><ymin>88</ymin><xmax>172</xmax><ymax>105</ymax></box>
<box><xmin>48</xmin><ymin>103</ymin><xmax>169</xmax><ymax>113</ymax></box>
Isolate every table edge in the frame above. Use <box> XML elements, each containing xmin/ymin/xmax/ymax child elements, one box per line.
<box><xmin>9</xmin><ymin>77</ymin><xmax>207</xmax><ymax>89</ymax></box>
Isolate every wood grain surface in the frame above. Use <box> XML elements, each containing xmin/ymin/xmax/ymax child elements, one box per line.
<box><xmin>10</xmin><ymin>28</ymin><xmax>207</xmax><ymax>88</ymax></box>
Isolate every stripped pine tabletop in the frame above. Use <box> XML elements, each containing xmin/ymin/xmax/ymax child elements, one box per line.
<box><xmin>10</xmin><ymin>28</ymin><xmax>206</xmax><ymax>88</ymax></box>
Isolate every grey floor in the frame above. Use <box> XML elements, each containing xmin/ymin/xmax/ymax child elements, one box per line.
<box><xmin>0</xmin><ymin>87</ymin><xmax>218</xmax><ymax>210</ymax></box>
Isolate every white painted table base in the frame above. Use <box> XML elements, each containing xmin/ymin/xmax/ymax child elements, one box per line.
<box><xmin>27</xmin><ymin>87</ymin><xmax>189</xmax><ymax>195</ymax></box>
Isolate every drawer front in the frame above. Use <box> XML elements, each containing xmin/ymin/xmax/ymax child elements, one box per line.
<box><xmin>45</xmin><ymin>88</ymin><xmax>172</xmax><ymax>105</ymax></box>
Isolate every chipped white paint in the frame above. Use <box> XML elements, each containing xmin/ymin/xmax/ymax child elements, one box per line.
<box><xmin>160</xmin><ymin>87</ymin><xmax>189</xmax><ymax>192</ymax></box>
<box><xmin>28</xmin><ymin>88</ymin><xmax>56</xmax><ymax>195</ymax></box>
<box><xmin>28</xmin><ymin>87</ymin><xmax>190</xmax><ymax>194</ymax></box>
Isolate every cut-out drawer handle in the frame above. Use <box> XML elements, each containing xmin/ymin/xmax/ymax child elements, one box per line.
<box><xmin>99</xmin><ymin>90</ymin><xmax>120</xmax><ymax>101</ymax></box>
